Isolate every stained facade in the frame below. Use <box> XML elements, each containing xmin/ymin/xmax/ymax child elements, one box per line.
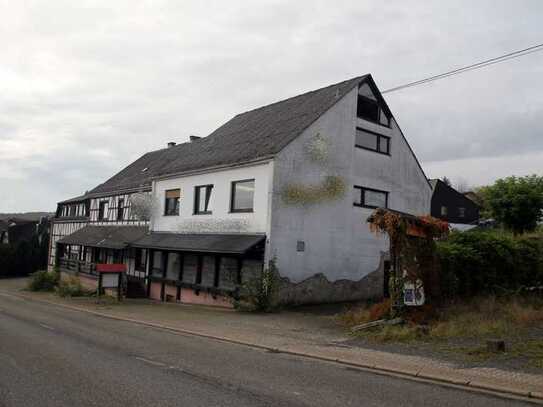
<box><xmin>50</xmin><ymin>74</ymin><xmax>431</xmax><ymax>306</ymax></box>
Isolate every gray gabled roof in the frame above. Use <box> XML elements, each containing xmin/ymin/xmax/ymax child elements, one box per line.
<box><xmin>58</xmin><ymin>194</ymin><xmax>89</xmax><ymax>204</ymax></box>
<box><xmin>132</xmin><ymin>232</ymin><xmax>265</xmax><ymax>254</ymax></box>
<box><xmin>58</xmin><ymin>226</ymin><xmax>148</xmax><ymax>249</ymax></box>
<box><xmin>89</xmin><ymin>75</ymin><xmax>369</xmax><ymax>196</ymax></box>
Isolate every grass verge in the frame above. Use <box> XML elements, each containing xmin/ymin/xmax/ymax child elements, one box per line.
<box><xmin>339</xmin><ymin>296</ymin><xmax>543</xmax><ymax>368</ymax></box>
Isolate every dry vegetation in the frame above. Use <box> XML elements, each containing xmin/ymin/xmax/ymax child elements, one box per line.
<box><xmin>339</xmin><ymin>296</ymin><xmax>543</xmax><ymax>369</ymax></box>
<box><xmin>339</xmin><ymin>296</ymin><xmax>543</xmax><ymax>343</ymax></box>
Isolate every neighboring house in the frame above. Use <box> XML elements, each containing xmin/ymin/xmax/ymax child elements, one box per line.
<box><xmin>429</xmin><ymin>179</ymin><xmax>480</xmax><ymax>225</ymax></box>
<box><xmin>0</xmin><ymin>216</ymin><xmax>50</xmax><ymax>248</ymax></box>
<box><xmin>50</xmin><ymin>74</ymin><xmax>431</xmax><ymax>306</ymax></box>
<box><xmin>0</xmin><ymin>220</ymin><xmax>8</xmax><ymax>244</ymax></box>
<box><xmin>463</xmin><ymin>190</ymin><xmax>483</xmax><ymax>207</ymax></box>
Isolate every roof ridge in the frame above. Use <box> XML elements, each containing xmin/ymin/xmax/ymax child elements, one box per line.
<box><xmin>231</xmin><ymin>75</ymin><xmax>368</xmax><ymax>118</ymax></box>
<box><xmin>84</xmin><ymin>74</ymin><xmax>371</xmax><ymax>197</ymax></box>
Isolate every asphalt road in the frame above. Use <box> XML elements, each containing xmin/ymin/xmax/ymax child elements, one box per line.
<box><xmin>0</xmin><ymin>293</ymin><xmax>536</xmax><ymax>407</ymax></box>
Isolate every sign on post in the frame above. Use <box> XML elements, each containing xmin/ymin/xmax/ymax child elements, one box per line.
<box><xmin>96</xmin><ymin>263</ymin><xmax>126</xmax><ymax>301</ymax></box>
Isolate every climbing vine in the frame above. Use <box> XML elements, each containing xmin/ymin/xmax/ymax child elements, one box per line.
<box><xmin>282</xmin><ymin>175</ymin><xmax>345</xmax><ymax>206</ymax></box>
<box><xmin>282</xmin><ymin>132</ymin><xmax>346</xmax><ymax>206</ymax></box>
<box><xmin>368</xmin><ymin>208</ymin><xmax>449</xmax><ymax>314</ymax></box>
<box><xmin>305</xmin><ymin>132</ymin><xmax>329</xmax><ymax>163</ymax></box>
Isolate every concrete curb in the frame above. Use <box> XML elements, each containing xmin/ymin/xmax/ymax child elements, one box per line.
<box><xmin>5</xmin><ymin>290</ymin><xmax>543</xmax><ymax>404</ymax></box>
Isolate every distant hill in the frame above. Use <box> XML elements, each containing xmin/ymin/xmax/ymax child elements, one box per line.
<box><xmin>0</xmin><ymin>212</ymin><xmax>54</xmax><ymax>221</ymax></box>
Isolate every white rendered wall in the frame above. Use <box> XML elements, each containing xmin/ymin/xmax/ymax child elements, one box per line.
<box><xmin>269</xmin><ymin>85</ymin><xmax>432</xmax><ymax>284</ymax></box>
<box><xmin>151</xmin><ymin>161</ymin><xmax>273</xmax><ymax>234</ymax></box>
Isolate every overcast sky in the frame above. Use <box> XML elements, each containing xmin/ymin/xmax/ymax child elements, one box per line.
<box><xmin>1</xmin><ymin>1</ymin><xmax>542</xmax><ymax>212</ymax></box>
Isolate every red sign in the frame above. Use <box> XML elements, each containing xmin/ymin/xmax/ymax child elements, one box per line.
<box><xmin>96</xmin><ymin>263</ymin><xmax>126</xmax><ymax>273</ymax></box>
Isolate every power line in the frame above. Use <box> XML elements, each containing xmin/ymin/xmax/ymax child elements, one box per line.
<box><xmin>382</xmin><ymin>43</ymin><xmax>543</xmax><ymax>94</ymax></box>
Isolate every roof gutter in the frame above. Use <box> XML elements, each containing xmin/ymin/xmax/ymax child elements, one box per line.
<box><xmin>151</xmin><ymin>155</ymin><xmax>275</xmax><ymax>182</ymax></box>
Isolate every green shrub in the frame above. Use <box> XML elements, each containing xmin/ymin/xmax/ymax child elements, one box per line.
<box><xmin>235</xmin><ymin>259</ymin><xmax>280</xmax><ymax>312</ymax></box>
<box><xmin>437</xmin><ymin>230</ymin><xmax>543</xmax><ymax>297</ymax></box>
<box><xmin>56</xmin><ymin>276</ymin><xmax>91</xmax><ymax>298</ymax></box>
<box><xmin>27</xmin><ymin>270</ymin><xmax>59</xmax><ymax>292</ymax></box>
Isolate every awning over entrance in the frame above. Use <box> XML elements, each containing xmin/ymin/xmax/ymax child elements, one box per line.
<box><xmin>57</xmin><ymin>226</ymin><xmax>148</xmax><ymax>249</ymax></box>
<box><xmin>131</xmin><ymin>233</ymin><xmax>266</xmax><ymax>254</ymax></box>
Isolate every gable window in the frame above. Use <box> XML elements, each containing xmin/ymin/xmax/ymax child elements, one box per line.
<box><xmin>98</xmin><ymin>201</ymin><xmax>108</xmax><ymax>221</ymax></box>
<box><xmin>194</xmin><ymin>185</ymin><xmax>213</xmax><ymax>215</ymax></box>
<box><xmin>164</xmin><ymin>189</ymin><xmax>180</xmax><ymax>216</ymax></box>
<box><xmin>231</xmin><ymin>179</ymin><xmax>255</xmax><ymax>213</ymax></box>
<box><xmin>441</xmin><ymin>206</ymin><xmax>448</xmax><ymax>216</ymax></box>
<box><xmin>458</xmin><ymin>207</ymin><xmax>466</xmax><ymax>218</ymax></box>
<box><xmin>353</xmin><ymin>186</ymin><xmax>388</xmax><ymax>209</ymax></box>
<box><xmin>357</xmin><ymin>84</ymin><xmax>390</xmax><ymax>127</ymax></box>
<box><xmin>355</xmin><ymin>128</ymin><xmax>390</xmax><ymax>155</ymax></box>
<box><xmin>117</xmin><ymin>198</ymin><xmax>125</xmax><ymax>221</ymax></box>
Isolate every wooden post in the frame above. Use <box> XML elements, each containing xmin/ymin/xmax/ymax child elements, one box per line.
<box><xmin>236</xmin><ymin>257</ymin><xmax>243</xmax><ymax>286</ymax></box>
<box><xmin>160</xmin><ymin>251</ymin><xmax>168</xmax><ymax>301</ymax></box>
<box><xmin>177</xmin><ymin>253</ymin><xmax>184</xmax><ymax>302</ymax></box>
<box><xmin>214</xmin><ymin>255</ymin><xmax>221</xmax><ymax>288</ymax></box>
<box><xmin>117</xmin><ymin>273</ymin><xmax>122</xmax><ymax>302</ymax></box>
<box><xmin>146</xmin><ymin>249</ymin><xmax>154</xmax><ymax>298</ymax></box>
<box><xmin>97</xmin><ymin>273</ymin><xmax>103</xmax><ymax>300</ymax></box>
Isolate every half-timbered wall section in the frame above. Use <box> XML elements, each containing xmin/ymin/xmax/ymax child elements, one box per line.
<box><xmin>49</xmin><ymin>220</ymin><xmax>88</xmax><ymax>269</ymax></box>
<box><xmin>49</xmin><ymin>192</ymin><xmax>151</xmax><ymax>271</ymax></box>
<box><xmin>51</xmin><ymin>74</ymin><xmax>432</xmax><ymax>305</ymax></box>
<box><xmin>89</xmin><ymin>193</ymin><xmax>150</xmax><ymax>225</ymax></box>
<box><xmin>57</xmin><ymin>201</ymin><xmax>88</xmax><ymax>218</ymax></box>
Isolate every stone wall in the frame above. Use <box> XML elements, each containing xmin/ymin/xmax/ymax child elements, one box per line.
<box><xmin>277</xmin><ymin>253</ymin><xmax>385</xmax><ymax>305</ymax></box>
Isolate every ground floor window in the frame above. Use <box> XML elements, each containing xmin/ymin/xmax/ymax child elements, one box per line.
<box><xmin>151</xmin><ymin>251</ymin><xmax>163</xmax><ymax>277</ymax></box>
<box><xmin>166</xmin><ymin>253</ymin><xmax>181</xmax><ymax>280</ymax></box>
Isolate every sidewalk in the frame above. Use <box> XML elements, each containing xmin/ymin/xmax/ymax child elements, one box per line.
<box><xmin>2</xmin><ymin>278</ymin><xmax>542</xmax><ymax>400</ymax></box>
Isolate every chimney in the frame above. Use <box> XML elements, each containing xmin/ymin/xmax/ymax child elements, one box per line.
<box><xmin>189</xmin><ymin>135</ymin><xmax>201</xmax><ymax>142</ymax></box>
<box><xmin>167</xmin><ymin>142</ymin><xmax>176</xmax><ymax>148</ymax></box>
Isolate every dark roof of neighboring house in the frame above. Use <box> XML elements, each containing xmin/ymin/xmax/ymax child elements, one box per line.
<box><xmin>57</xmin><ymin>226</ymin><xmax>148</xmax><ymax>250</ymax></box>
<box><xmin>429</xmin><ymin>179</ymin><xmax>482</xmax><ymax>208</ymax></box>
<box><xmin>89</xmin><ymin>75</ymin><xmax>371</xmax><ymax>196</ymax></box>
<box><xmin>7</xmin><ymin>218</ymin><xmax>38</xmax><ymax>225</ymax></box>
<box><xmin>132</xmin><ymin>232</ymin><xmax>265</xmax><ymax>254</ymax></box>
<box><xmin>58</xmin><ymin>194</ymin><xmax>89</xmax><ymax>204</ymax></box>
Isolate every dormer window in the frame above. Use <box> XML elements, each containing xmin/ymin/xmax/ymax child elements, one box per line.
<box><xmin>357</xmin><ymin>83</ymin><xmax>390</xmax><ymax>127</ymax></box>
<box><xmin>98</xmin><ymin>201</ymin><xmax>108</xmax><ymax>221</ymax></box>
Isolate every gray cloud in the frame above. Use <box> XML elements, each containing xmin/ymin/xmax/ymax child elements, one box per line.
<box><xmin>1</xmin><ymin>0</ymin><xmax>542</xmax><ymax>211</ymax></box>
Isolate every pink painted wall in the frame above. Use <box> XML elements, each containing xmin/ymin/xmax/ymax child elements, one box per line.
<box><xmin>164</xmin><ymin>284</ymin><xmax>178</xmax><ymax>302</ymax></box>
<box><xmin>149</xmin><ymin>282</ymin><xmax>162</xmax><ymax>301</ymax></box>
<box><xmin>180</xmin><ymin>288</ymin><xmax>233</xmax><ymax>308</ymax></box>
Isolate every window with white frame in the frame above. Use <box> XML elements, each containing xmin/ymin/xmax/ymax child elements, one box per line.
<box><xmin>230</xmin><ymin>179</ymin><xmax>255</xmax><ymax>213</ymax></box>
<box><xmin>194</xmin><ymin>185</ymin><xmax>213</xmax><ymax>214</ymax></box>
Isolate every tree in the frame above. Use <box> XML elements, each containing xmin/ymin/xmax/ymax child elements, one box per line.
<box><xmin>442</xmin><ymin>176</ymin><xmax>452</xmax><ymax>186</ymax></box>
<box><xmin>454</xmin><ymin>177</ymin><xmax>470</xmax><ymax>193</ymax></box>
<box><xmin>483</xmin><ymin>175</ymin><xmax>543</xmax><ymax>233</ymax></box>
<box><xmin>130</xmin><ymin>192</ymin><xmax>157</xmax><ymax>221</ymax></box>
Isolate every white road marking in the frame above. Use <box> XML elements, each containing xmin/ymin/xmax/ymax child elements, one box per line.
<box><xmin>135</xmin><ymin>357</ymin><xmax>166</xmax><ymax>367</ymax></box>
<box><xmin>39</xmin><ymin>323</ymin><xmax>55</xmax><ymax>331</ymax></box>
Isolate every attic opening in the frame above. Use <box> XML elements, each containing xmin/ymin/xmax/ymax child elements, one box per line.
<box><xmin>357</xmin><ymin>83</ymin><xmax>390</xmax><ymax>127</ymax></box>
